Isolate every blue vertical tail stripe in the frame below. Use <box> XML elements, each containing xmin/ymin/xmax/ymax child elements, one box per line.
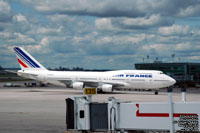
<box><xmin>14</xmin><ymin>49</ymin><xmax>35</xmax><ymax>68</ymax></box>
<box><xmin>14</xmin><ymin>48</ymin><xmax>35</xmax><ymax>68</ymax></box>
<box><xmin>14</xmin><ymin>47</ymin><xmax>39</xmax><ymax>68</ymax></box>
<box><xmin>15</xmin><ymin>51</ymin><xmax>33</xmax><ymax>67</ymax></box>
<box><xmin>15</xmin><ymin>47</ymin><xmax>40</xmax><ymax>68</ymax></box>
<box><xmin>14</xmin><ymin>51</ymin><xmax>34</xmax><ymax>68</ymax></box>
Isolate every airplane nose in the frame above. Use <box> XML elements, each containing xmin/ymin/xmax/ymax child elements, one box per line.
<box><xmin>170</xmin><ymin>78</ymin><xmax>176</xmax><ymax>85</ymax></box>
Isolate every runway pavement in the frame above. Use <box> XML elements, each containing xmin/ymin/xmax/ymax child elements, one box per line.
<box><xmin>0</xmin><ymin>82</ymin><xmax>200</xmax><ymax>133</ymax></box>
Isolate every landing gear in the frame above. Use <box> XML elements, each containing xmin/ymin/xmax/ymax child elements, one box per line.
<box><xmin>154</xmin><ymin>91</ymin><xmax>158</xmax><ymax>95</ymax></box>
<box><xmin>97</xmin><ymin>89</ymin><xmax>103</xmax><ymax>93</ymax></box>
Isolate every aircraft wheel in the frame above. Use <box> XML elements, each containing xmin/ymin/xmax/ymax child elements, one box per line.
<box><xmin>154</xmin><ymin>91</ymin><xmax>158</xmax><ymax>95</ymax></box>
<box><xmin>97</xmin><ymin>89</ymin><xmax>103</xmax><ymax>93</ymax></box>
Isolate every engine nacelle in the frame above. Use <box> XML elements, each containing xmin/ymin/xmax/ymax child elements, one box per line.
<box><xmin>101</xmin><ymin>84</ymin><xmax>113</xmax><ymax>92</ymax></box>
<box><xmin>72</xmin><ymin>82</ymin><xmax>84</xmax><ymax>90</ymax></box>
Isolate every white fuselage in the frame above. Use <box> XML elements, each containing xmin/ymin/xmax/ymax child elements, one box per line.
<box><xmin>18</xmin><ymin>69</ymin><xmax>176</xmax><ymax>90</ymax></box>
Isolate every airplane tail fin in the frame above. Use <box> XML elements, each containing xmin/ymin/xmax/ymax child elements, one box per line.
<box><xmin>13</xmin><ymin>47</ymin><xmax>47</xmax><ymax>71</ymax></box>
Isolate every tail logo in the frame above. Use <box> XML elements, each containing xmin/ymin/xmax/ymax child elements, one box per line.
<box><xmin>17</xmin><ymin>58</ymin><xmax>28</xmax><ymax>68</ymax></box>
<box><xmin>14</xmin><ymin>47</ymin><xmax>40</xmax><ymax>68</ymax></box>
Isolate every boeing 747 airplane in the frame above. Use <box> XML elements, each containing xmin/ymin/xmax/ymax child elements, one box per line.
<box><xmin>12</xmin><ymin>47</ymin><xmax>176</xmax><ymax>93</ymax></box>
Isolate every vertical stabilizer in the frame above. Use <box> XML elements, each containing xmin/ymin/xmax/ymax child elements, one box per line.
<box><xmin>13</xmin><ymin>47</ymin><xmax>47</xmax><ymax>71</ymax></box>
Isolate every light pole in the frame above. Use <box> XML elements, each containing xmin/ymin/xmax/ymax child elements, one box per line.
<box><xmin>147</xmin><ymin>55</ymin><xmax>149</xmax><ymax>63</ymax></box>
<box><xmin>171</xmin><ymin>54</ymin><xmax>175</xmax><ymax>62</ymax></box>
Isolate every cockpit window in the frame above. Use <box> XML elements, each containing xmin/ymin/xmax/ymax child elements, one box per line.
<box><xmin>160</xmin><ymin>72</ymin><xmax>163</xmax><ymax>74</ymax></box>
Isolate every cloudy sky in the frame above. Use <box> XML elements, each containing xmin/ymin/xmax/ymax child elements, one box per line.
<box><xmin>1</xmin><ymin>0</ymin><xmax>200</xmax><ymax>70</ymax></box>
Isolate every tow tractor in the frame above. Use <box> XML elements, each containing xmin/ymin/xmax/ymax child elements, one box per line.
<box><xmin>65</xmin><ymin>88</ymin><xmax>200</xmax><ymax>132</ymax></box>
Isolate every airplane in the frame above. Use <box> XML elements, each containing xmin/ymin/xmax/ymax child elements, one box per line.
<box><xmin>12</xmin><ymin>47</ymin><xmax>176</xmax><ymax>94</ymax></box>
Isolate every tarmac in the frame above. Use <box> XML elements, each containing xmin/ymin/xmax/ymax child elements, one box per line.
<box><xmin>0</xmin><ymin>81</ymin><xmax>200</xmax><ymax>133</ymax></box>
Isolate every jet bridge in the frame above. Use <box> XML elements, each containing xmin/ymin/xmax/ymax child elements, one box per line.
<box><xmin>65</xmin><ymin>88</ymin><xmax>200</xmax><ymax>132</ymax></box>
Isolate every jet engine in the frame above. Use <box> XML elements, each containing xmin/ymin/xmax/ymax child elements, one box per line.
<box><xmin>101</xmin><ymin>84</ymin><xmax>113</xmax><ymax>92</ymax></box>
<box><xmin>72</xmin><ymin>82</ymin><xmax>84</xmax><ymax>90</ymax></box>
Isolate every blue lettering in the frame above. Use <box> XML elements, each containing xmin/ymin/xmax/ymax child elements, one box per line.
<box><xmin>126</xmin><ymin>74</ymin><xmax>135</xmax><ymax>77</ymax></box>
<box><xmin>140</xmin><ymin>75</ymin><xmax>145</xmax><ymax>77</ymax></box>
<box><xmin>124</xmin><ymin>74</ymin><xmax>152</xmax><ymax>78</ymax></box>
<box><xmin>135</xmin><ymin>75</ymin><xmax>139</xmax><ymax>77</ymax></box>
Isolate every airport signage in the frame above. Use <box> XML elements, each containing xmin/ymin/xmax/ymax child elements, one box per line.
<box><xmin>84</xmin><ymin>88</ymin><xmax>97</xmax><ymax>95</ymax></box>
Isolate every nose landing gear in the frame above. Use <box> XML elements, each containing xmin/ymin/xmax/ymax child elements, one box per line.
<box><xmin>154</xmin><ymin>91</ymin><xmax>158</xmax><ymax>95</ymax></box>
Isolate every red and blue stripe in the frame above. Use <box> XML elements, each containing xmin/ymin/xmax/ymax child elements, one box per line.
<box><xmin>14</xmin><ymin>47</ymin><xmax>40</xmax><ymax>68</ymax></box>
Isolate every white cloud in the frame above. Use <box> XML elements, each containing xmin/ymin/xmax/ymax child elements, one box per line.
<box><xmin>158</xmin><ymin>24</ymin><xmax>190</xmax><ymax>36</ymax></box>
<box><xmin>46</xmin><ymin>14</ymin><xmax>74</xmax><ymax>22</ymax></box>
<box><xmin>6</xmin><ymin>32</ymin><xmax>35</xmax><ymax>44</ymax></box>
<box><xmin>93</xmin><ymin>33</ymin><xmax>155</xmax><ymax>46</ymax></box>
<box><xmin>95</xmin><ymin>14</ymin><xmax>173</xmax><ymax>30</ymax></box>
<box><xmin>119</xmin><ymin>14</ymin><xmax>170</xmax><ymax>28</ymax></box>
<box><xmin>177</xmin><ymin>4</ymin><xmax>200</xmax><ymax>17</ymax></box>
<box><xmin>40</xmin><ymin>37</ymin><xmax>49</xmax><ymax>46</ymax></box>
<box><xmin>95</xmin><ymin>18</ymin><xmax>113</xmax><ymax>30</ymax></box>
<box><xmin>141</xmin><ymin>43</ymin><xmax>171</xmax><ymax>55</ymax></box>
<box><xmin>175</xmin><ymin>42</ymin><xmax>192</xmax><ymax>51</ymax></box>
<box><xmin>157</xmin><ymin>36</ymin><xmax>178</xmax><ymax>43</ymax></box>
<box><xmin>37</xmin><ymin>26</ymin><xmax>63</xmax><ymax>34</ymax></box>
<box><xmin>21</xmin><ymin>0</ymin><xmax>145</xmax><ymax>17</ymax></box>
<box><xmin>0</xmin><ymin>0</ymin><xmax>10</xmax><ymax>12</ymax></box>
<box><xmin>21</xmin><ymin>0</ymin><xmax>200</xmax><ymax>18</ymax></box>
<box><xmin>13</xmin><ymin>14</ymin><xmax>28</xmax><ymax>23</ymax></box>
<box><xmin>0</xmin><ymin>0</ymin><xmax>11</xmax><ymax>21</ymax></box>
<box><xmin>0</xmin><ymin>31</ymin><xmax>11</xmax><ymax>38</ymax></box>
<box><xmin>1</xmin><ymin>0</ymin><xmax>200</xmax><ymax>69</ymax></box>
<box><xmin>22</xmin><ymin>37</ymin><xmax>51</xmax><ymax>54</ymax></box>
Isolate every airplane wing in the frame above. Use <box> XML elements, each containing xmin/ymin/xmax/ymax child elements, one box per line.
<box><xmin>58</xmin><ymin>79</ymin><xmax>125</xmax><ymax>88</ymax></box>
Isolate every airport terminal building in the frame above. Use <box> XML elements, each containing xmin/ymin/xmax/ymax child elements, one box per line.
<box><xmin>135</xmin><ymin>62</ymin><xmax>200</xmax><ymax>86</ymax></box>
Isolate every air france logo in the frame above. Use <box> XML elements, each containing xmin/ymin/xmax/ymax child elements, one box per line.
<box><xmin>126</xmin><ymin>74</ymin><xmax>152</xmax><ymax>78</ymax></box>
<box><xmin>113</xmin><ymin>74</ymin><xmax>152</xmax><ymax>78</ymax></box>
<box><xmin>113</xmin><ymin>74</ymin><xmax>124</xmax><ymax>77</ymax></box>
